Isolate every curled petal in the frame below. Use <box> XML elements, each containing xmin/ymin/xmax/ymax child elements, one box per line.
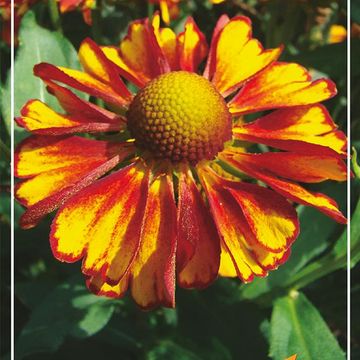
<box><xmin>226</xmin><ymin>183</ymin><xmax>299</xmax><ymax>253</ymax></box>
<box><xmin>130</xmin><ymin>172</ymin><xmax>177</xmax><ymax>309</ymax></box>
<box><xmin>50</xmin><ymin>162</ymin><xmax>149</xmax><ymax>286</ymax></box>
<box><xmin>221</xmin><ymin>152</ymin><xmax>347</xmax><ymax>224</ymax></box>
<box><xmin>177</xmin><ymin>165</ymin><xmax>220</xmax><ymax>289</ymax></box>
<box><xmin>233</xmin><ymin>105</ymin><xmax>347</xmax><ymax>156</ymax></box>
<box><xmin>16</xmin><ymin>99</ymin><xmax>124</xmax><ymax>135</ymax></box>
<box><xmin>151</xmin><ymin>12</ymin><xmax>179</xmax><ymax>70</ymax></box>
<box><xmin>208</xmin><ymin>16</ymin><xmax>282</xmax><ymax>96</ymax></box>
<box><xmin>177</xmin><ymin>17</ymin><xmax>208</xmax><ymax>72</ymax></box>
<box><xmin>117</xmin><ymin>18</ymin><xmax>170</xmax><ymax>86</ymax></box>
<box><xmin>230</xmin><ymin>152</ymin><xmax>347</xmax><ymax>183</ymax></box>
<box><xmin>78</xmin><ymin>38</ymin><xmax>132</xmax><ymax>98</ymax></box>
<box><xmin>229</xmin><ymin>62</ymin><xmax>337</xmax><ymax>115</ymax></box>
<box><xmin>34</xmin><ymin>63</ymin><xmax>131</xmax><ymax>107</ymax></box>
<box><xmin>15</xmin><ymin>136</ymin><xmax>133</xmax><ymax>228</ymax></box>
<box><xmin>86</xmin><ymin>171</ymin><xmax>177</xmax><ymax>310</ymax></box>
<box><xmin>198</xmin><ymin>166</ymin><xmax>267</xmax><ymax>282</ymax></box>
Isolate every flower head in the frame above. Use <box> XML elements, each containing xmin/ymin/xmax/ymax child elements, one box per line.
<box><xmin>58</xmin><ymin>0</ymin><xmax>95</xmax><ymax>25</ymax></box>
<box><xmin>0</xmin><ymin>0</ymin><xmax>34</xmax><ymax>45</ymax></box>
<box><xmin>15</xmin><ymin>14</ymin><xmax>347</xmax><ymax>309</ymax></box>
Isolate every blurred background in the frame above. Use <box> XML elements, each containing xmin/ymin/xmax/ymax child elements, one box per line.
<box><xmin>1</xmin><ymin>0</ymin><xmax>359</xmax><ymax>359</ymax></box>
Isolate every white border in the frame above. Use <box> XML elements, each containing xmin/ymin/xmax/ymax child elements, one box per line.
<box><xmin>8</xmin><ymin>2</ymin><xmax>352</xmax><ymax>360</ymax></box>
<box><xmin>10</xmin><ymin>0</ymin><xmax>15</xmax><ymax>357</ymax></box>
<box><xmin>347</xmin><ymin>0</ymin><xmax>351</xmax><ymax>359</ymax></box>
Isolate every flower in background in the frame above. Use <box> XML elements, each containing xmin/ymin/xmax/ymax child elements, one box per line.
<box><xmin>328</xmin><ymin>24</ymin><xmax>347</xmax><ymax>43</ymax></box>
<box><xmin>0</xmin><ymin>0</ymin><xmax>34</xmax><ymax>45</ymax></box>
<box><xmin>149</xmin><ymin>0</ymin><xmax>180</xmax><ymax>24</ymax></box>
<box><xmin>151</xmin><ymin>0</ymin><xmax>225</xmax><ymax>24</ymax></box>
<box><xmin>58</xmin><ymin>0</ymin><xmax>95</xmax><ymax>25</ymax></box>
<box><xmin>15</xmin><ymin>13</ymin><xmax>347</xmax><ymax>309</ymax></box>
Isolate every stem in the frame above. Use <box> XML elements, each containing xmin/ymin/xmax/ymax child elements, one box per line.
<box><xmin>48</xmin><ymin>0</ymin><xmax>62</xmax><ymax>33</ymax></box>
<box><xmin>147</xmin><ymin>2</ymin><xmax>154</xmax><ymax>20</ymax></box>
<box><xmin>0</xmin><ymin>139</ymin><xmax>10</xmax><ymax>162</ymax></box>
<box><xmin>91</xmin><ymin>0</ymin><xmax>102</xmax><ymax>43</ymax></box>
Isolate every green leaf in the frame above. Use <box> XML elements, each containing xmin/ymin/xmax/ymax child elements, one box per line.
<box><xmin>270</xmin><ymin>292</ymin><xmax>345</xmax><ymax>360</ymax></box>
<box><xmin>1</xmin><ymin>11</ymin><xmax>82</xmax><ymax>142</ymax></box>
<box><xmin>15</xmin><ymin>275</ymin><xmax>115</xmax><ymax>359</ymax></box>
<box><xmin>352</xmin><ymin>146</ymin><xmax>360</xmax><ymax>179</ymax></box>
<box><xmin>147</xmin><ymin>340</ymin><xmax>202</xmax><ymax>360</ymax></box>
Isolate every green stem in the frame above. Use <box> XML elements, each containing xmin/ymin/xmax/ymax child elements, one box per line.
<box><xmin>0</xmin><ymin>139</ymin><xmax>10</xmax><ymax>162</ymax></box>
<box><xmin>91</xmin><ymin>0</ymin><xmax>102</xmax><ymax>43</ymax></box>
<box><xmin>48</xmin><ymin>0</ymin><xmax>62</xmax><ymax>33</ymax></box>
<box><xmin>147</xmin><ymin>2</ymin><xmax>154</xmax><ymax>20</ymax></box>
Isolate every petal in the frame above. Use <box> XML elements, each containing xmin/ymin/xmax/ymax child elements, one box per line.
<box><xmin>231</xmin><ymin>152</ymin><xmax>347</xmax><ymax>183</ymax></box>
<box><xmin>117</xmin><ymin>18</ymin><xmax>170</xmax><ymax>86</ymax></box>
<box><xmin>15</xmin><ymin>136</ymin><xmax>133</xmax><ymax>228</ymax></box>
<box><xmin>233</xmin><ymin>105</ymin><xmax>347</xmax><ymax>156</ymax></box>
<box><xmin>78</xmin><ymin>38</ymin><xmax>132</xmax><ymax>98</ymax></box>
<box><xmin>218</xmin><ymin>241</ymin><xmax>237</xmax><ymax>277</ymax></box>
<box><xmin>34</xmin><ymin>63</ymin><xmax>131</xmax><ymax>108</ymax></box>
<box><xmin>130</xmin><ymin>172</ymin><xmax>177</xmax><ymax>309</ymax></box>
<box><xmin>229</xmin><ymin>62</ymin><xmax>337</xmax><ymax>115</ymax></box>
<box><xmin>16</xmin><ymin>99</ymin><xmax>123</xmax><ymax>135</ymax></box>
<box><xmin>86</xmin><ymin>170</ymin><xmax>178</xmax><ymax>309</ymax></box>
<box><xmin>151</xmin><ymin>12</ymin><xmax>179</xmax><ymax>70</ymax></box>
<box><xmin>221</xmin><ymin>152</ymin><xmax>347</xmax><ymax>224</ymax></box>
<box><xmin>198</xmin><ymin>165</ymin><xmax>267</xmax><ymax>282</ymax></box>
<box><xmin>177</xmin><ymin>17</ymin><xmax>208</xmax><ymax>72</ymax></box>
<box><xmin>177</xmin><ymin>165</ymin><xmax>220</xmax><ymax>289</ymax></box>
<box><xmin>50</xmin><ymin>162</ymin><xmax>149</xmax><ymax>287</ymax></box>
<box><xmin>204</xmin><ymin>15</ymin><xmax>230</xmax><ymax>79</ymax></box>
<box><xmin>101</xmin><ymin>46</ymin><xmax>145</xmax><ymax>88</ymax></box>
<box><xmin>226</xmin><ymin>182</ymin><xmax>299</xmax><ymax>252</ymax></box>
<box><xmin>209</xmin><ymin>16</ymin><xmax>282</xmax><ymax>96</ymax></box>
<box><xmin>46</xmin><ymin>82</ymin><xmax>123</xmax><ymax>124</ymax></box>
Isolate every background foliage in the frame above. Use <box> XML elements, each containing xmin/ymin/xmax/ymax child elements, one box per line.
<box><xmin>0</xmin><ymin>0</ymin><xmax>359</xmax><ymax>359</ymax></box>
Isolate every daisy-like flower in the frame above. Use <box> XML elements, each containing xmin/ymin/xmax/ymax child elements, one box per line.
<box><xmin>15</xmin><ymin>14</ymin><xmax>347</xmax><ymax>309</ymax></box>
<box><xmin>58</xmin><ymin>0</ymin><xmax>95</xmax><ymax>25</ymax></box>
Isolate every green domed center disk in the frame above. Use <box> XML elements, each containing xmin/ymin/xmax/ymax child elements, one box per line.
<box><xmin>127</xmin><ymin>71</ymin><xmax>232</xmax><ymax>164</ymax></box>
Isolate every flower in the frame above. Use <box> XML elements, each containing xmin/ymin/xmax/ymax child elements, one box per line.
<box><xmin>58</xmin><ymin>0</ymin><xmax>95</xmax><ymax>25</ymax></box>
<box><xmin>151</xmin><ymin>0</ymin><xmax>224</xmax><ymax>24</ymax></box>
<box><xmin>149</xmin><ymin>0</ymin><xmax>180</xmax><ymax>24</ymax></box>
<box><xmin>15</xmin><ymin>14</ymin><xmax>347</xmax><ymax>309</ymax></box>
<box><xmin>328</xmin><ymin>24</ymin><xmax>347</xmax><ymax>44</ymax></box>
<box><xmin>0</xmin><ymin>0</ymin><xmax>34</xmax><ymax>45</ymax></box>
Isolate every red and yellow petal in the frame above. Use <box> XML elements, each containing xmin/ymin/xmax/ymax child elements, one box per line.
<box><xmin>151</xmin><ymin>12</ymin><xmax>179</xmax><ymax>70</ymax></box>
<box><xmin>209</xmin><ymin>16</ymin><xmax>282</xmax><ymax>96</ymax></box>
<box><xmin>177</xmin><ymin>164</ymin><xmax>220</xmax><ymax>289</ymax></box>
<box><xmin>15</xmin><ymin>136</ymin><xmax>133</xmax><ymax>228</ymax></box>
<box><xmin>226</xmin><ymin>182</ymin><xmax>299</xmax><ymax>252</ymax></box>
<box><xmin>129</xmin><ymin>172</ymin><xmax>177</xmax><ymax>309</ymax></box>
<box><xmin>34</xmin><ymin>63</ymin><xmax>131</xmax><ymax>107</ymax></box>
<box><xmin>198</xmin><ymin>165</ymin><xmax>267</xmax><ymax>282</ymax></box>
<box><xmin>51</xmin><ymin>162</ymin><xmax>150</xmax><ymax>285</ymax></box>
<box><xmin>229</xmin><ymin>62</ymin><xmax>337</xmax><ymax>115</ymax></box>
<box><xmin>86</xmin><ymin>171</ymin><xmax>178</xmax><ymax>309</ymax></box>
<box><xmin>221</xmin><ymin>153</ymin><xmax>347</xmax><ymax>224</ymax></box>
<box><xmin>231</xmin><ymin>152</ymin><xmax>347</xmax><ymax>183</ymax></box>
<box><xmin>177</xmin><ymin>17</ymin><xmax>208</xmax><ymax>72</ymax></box>
<box><xmin>118</xmin><ymin>18</ymin><xmax>170</xmax><ymax>87</ymax></box>
<box><xmin>46</xmin><ymin>82</ymin><xmax>123</xmax><ymax>124</ymax></box>
<box><xmin>16</xmin><ymin>99</ymin><xmax>123</xmax><ymax>135</ymax></box>
<box><xmin>78</xmin><ymin>38</ymin><xmax>132</xmax><ymax>97</ymax></box>
<box><xmin>233</xmin><ymin>105</ymin><xmax>347</xmax><ymax>156</ymax></box>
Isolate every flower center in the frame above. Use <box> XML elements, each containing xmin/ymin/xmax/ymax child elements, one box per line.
<box><xmin>127</xmin><ymin>71</ymin><xmax>232</xmax><ymax>164</ymax></box>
